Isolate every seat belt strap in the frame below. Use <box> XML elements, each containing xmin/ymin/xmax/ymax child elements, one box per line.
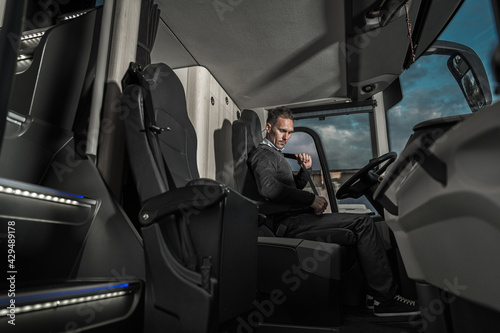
<box><xmin>299</xmin><ymin>163</ymin><xmax>318</xmax><ymax>195</ymax></box>
<box><xmin>178</xmin><ymin>217</ymin><xmax>198</xmax><ymax>271</ymax></box>
<box><xmin>283</xmin><ymin>153</ymin><xmax>318</xmax><ymax>195</ymax></box>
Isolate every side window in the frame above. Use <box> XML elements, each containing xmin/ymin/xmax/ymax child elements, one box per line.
<box><xmin>283</xmin><ymin>112</ymin><xmax>377</xmax><ymax>214</ymax></box>
<box><xmin>387</xmin><ymin>0</ymin><xmax>499</xmax><ymax>155</ymax></box>
<box><xmin>282</xmin><ymin>131</ymin><xmax>333</xmax><ymax>213</ymax></box>
<box><xmin>387</xmin><ymin>56</ymin><xmax>473</xmax><ymax>155</ymax></box>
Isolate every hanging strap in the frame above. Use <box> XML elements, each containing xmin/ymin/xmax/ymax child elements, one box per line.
<box><xmin>200</xmin><ymin>257</ymin><xmax>213</xmax><ymax>292</ymax></box>
<box><xmin>178</xmin><ymin>215</ymin><xmax>198</xmax><ymax>271</ymax></box>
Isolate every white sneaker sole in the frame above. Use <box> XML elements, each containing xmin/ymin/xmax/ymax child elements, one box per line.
<box><xmin>373</xmin><ymin>310</ymin><xmax>421</xmax><ymax>317</ymax></box>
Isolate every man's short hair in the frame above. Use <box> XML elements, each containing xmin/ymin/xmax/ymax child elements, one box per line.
<box><xmin>266</xmin><ymin>106</ymin><xmax>293</xmax><ymax>126</ymax></box>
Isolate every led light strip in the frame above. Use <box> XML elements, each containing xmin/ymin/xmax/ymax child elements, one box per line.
<box><xmin>20</xmin><ymin>31</ymin><xmax>45</xmax><ymax>41</ymax></box>
<box><xmin>62</xmin><ymin>12</ymin><xmax>87</xmax><ymax>21</ymax></box>
<box><xmin>0</xmin><ymin>291</ymin><xmax>128</xmax><ymax>316</ymax></box>
<box><xmin>17</xmin><ymin>54</ymin><xmax>31</xmax><ymax>61</ymax></box>
<box><xmin>0</xmin><ymin>185</ymin><xmax>87</xmax><ymax>207</ymax></box>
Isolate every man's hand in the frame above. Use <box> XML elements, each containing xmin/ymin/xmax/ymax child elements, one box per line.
<box><xmin>310</xmin><ymin>195</ymin><xmax>328</xmax><ymax>215</ymax></box>
<box><xmin>296</xmin><ymin>153</ymin><xmax>312</xmax><ymax>169</ymax></box>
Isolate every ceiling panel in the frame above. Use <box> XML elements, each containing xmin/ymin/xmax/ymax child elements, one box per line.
<box><xmin>151</xmin><ymin>0</ymin><xmax>463</xmax><ymax>109</ymax></box>
<box><xmin>151</xmin><ymin>20</ymin><xmax>198</xmax><ymax>68</ymax></box>
<box><xmin>153</xmin><ymin>0</ymin><xmax>346</xmax><ymax>109</ymax></box>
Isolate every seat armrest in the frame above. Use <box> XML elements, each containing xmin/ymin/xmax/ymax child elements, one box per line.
<box><xmin>258</xmin><ymin>237</ymin><xmax>342</xmax><ymax>280</ymax></box>
<box><xmin>139</xmin><ymin>184</ymin><xmax>229</xmax><ymax>225</ymax></box>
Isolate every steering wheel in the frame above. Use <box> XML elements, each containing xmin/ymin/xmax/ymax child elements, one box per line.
<box><xmin>336</xmin><ymin>152</ymin><xmax>397</xmax><ymax>200</ymax></box>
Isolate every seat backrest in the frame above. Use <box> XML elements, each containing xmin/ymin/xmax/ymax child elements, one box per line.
<box><xmin>232</xmin><ymin>109</ymin><xmax>264</xmax><ymax>201</ymax></box>
<box><xmin>141</xmin><ymin>63</ymin><xmax>200</xmax><ymax>187</ymax></box>
<box><xmin>0</xmin><ymin>9</ymin><xmax>101</xmax><ymax>183</ymax></box>
<box><xmin>122</xmin><ymin>63</ymin><xmax>258</xmax><ymax>330</ymax></box>
<box><xmin>122</xmin><ymin>63</ymin><xmax>199</xmax><ymax>203</ymax></box>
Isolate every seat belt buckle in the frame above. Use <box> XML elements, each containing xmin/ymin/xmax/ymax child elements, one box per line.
<box><xmin>276</xmin><ymin>224</ymin><xmax>288</xmax><ymax>237</ymax></box>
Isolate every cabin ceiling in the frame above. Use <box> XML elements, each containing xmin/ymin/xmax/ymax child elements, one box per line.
<box><xmin>152</xmin><ymin>0</ymin><xmax>463</xmax><ymax>109</ymax></box>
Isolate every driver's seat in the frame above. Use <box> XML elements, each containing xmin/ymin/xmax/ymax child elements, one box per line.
<box><xmin>231</xmin><ymin>109</ymin><xmax>361</xmax><ymax>327</ymax></box>
<box><xmin>232</xmin><ymin>109</ymin><xmax>357</xmax><ymax>244</ymax></box>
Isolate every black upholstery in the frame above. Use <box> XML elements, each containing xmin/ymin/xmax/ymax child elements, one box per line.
<box><xmin>0</xmin><ymin>8</ymin><xmax>101</xmax><ymax>183</ymax></box>
<box><xmin>122</xmin><ymin>63</ymin><xmax>258</xmax><ymax>332</ymax></box>
<box><xmin>231</xmin><ymin>109</ymin><xmax>360</xmax><ymax>327</ymax></box>
<box><xmin>232</xmin><ymin>109</ymin><xmax>316</xmax><ymax>220</ymax></box>
<box><xmin>122</xmin><ymin>63</ymin><xmax>199</xmax><ymax>201</ymax></box>
<box><xmin>231</xmin><ymin>109</ymin><xmax>357</xmax><ymax>245</ymax></box>
<box><xmin>232</xmin><ymin>109</ymin><xmax>263</xmax><ymax>201</ymax></box>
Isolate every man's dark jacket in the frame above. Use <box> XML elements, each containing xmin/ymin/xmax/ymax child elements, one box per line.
<box><xmin>247</xmin><ymin>143</ymin><xmax>315</xmax><ymax>205</ymax></box>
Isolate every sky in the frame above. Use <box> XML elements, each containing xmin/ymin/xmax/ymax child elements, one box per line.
<box><xmin>288</xmin><ymin>113</ymin><xmax>373</xmax><ymax>171</ymax></box>
<box><xmin>286</xmin><ymin>0</ymin><xmax>500</xmax><ymax>171</ymax></box>
<box><xmin>387</xmin><ymin>0</ymin><xmax>499</xmax><ymax>154</ymax></box>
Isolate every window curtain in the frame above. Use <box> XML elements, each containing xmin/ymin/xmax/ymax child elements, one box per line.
<box><xmin>136</xmin><ymin>0</ymin><xmax>160</xmax><ymax>67</ymax></box>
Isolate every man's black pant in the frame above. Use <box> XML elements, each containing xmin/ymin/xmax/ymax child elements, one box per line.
<box><xmin>275</xmin><ymin>212</ymin><xmax>397</xmax><ymax>302</ymax></box>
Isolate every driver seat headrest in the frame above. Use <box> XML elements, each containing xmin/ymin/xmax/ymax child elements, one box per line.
<box><xmin>232</xmin><ymin>109</ymin><xmax>264</xmax><ymax>200</ymax></box>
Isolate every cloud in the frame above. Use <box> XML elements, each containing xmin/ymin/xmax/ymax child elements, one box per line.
<box><xmin>285</xmin><ymin>0</ymin><xmax>498</xmax><ymax>173</ymax></box>
<box><xmin>291</xmin><ymin>114</ymin><xmax>373</xmax><ymax>170</ymax></box>
<box><xmin>387</xmin><ymin>71</ymin><xmax>471</xmax><ymax>153</ymax></box>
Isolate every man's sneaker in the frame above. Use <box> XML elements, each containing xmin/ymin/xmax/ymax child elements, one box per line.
<box><xmin>373</xmin><ymin>295</ymin><xmax>420</xmax><ymax>317</ymax></box>
<box><xmin>365</xmin><ymin>294</ymin><xmax>374</xmax><ymax>310</ymax></box>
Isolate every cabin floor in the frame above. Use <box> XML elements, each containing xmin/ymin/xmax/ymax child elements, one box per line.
<box><xmin>341</xmin><ymin>306</ymin><xmax>422</xmax><ymax>332</ymax></box>
<box><xmin>252</xmin><ymin>307</ymin><xmax>422</xmax><ymax>333</ymax></box>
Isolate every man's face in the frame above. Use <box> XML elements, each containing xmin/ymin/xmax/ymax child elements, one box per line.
<box><xmin>265</xmin><ymin>116</ymin><xmax>294</xmax><ymax>150</ymax></box>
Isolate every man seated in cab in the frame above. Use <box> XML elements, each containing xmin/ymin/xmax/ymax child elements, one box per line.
<box><xmin>248</xmin><ymin>106</ymin><xmax>420</xmax><ymax>317</ymax></box>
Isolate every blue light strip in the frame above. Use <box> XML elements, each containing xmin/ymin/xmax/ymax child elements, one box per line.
<box><xmin>0</xmin><ymin>178</ymin><xmax>85</xmax><ymax>199</ymax></box>
<box><xmin>45</xmin><ymin>188</ymin><xmax>85</xmax><ymax>199</ymax></box>
<box><xmin>0</xmin><ymin>283</ymin><xmax>130</xmax><ymax>306</ymax></box>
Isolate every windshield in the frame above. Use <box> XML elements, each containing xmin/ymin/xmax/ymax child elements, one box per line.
<box><xmin>387</xmin><ymin>0</ymin><xmax>499</xmax><ymax>154</ymax></box>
